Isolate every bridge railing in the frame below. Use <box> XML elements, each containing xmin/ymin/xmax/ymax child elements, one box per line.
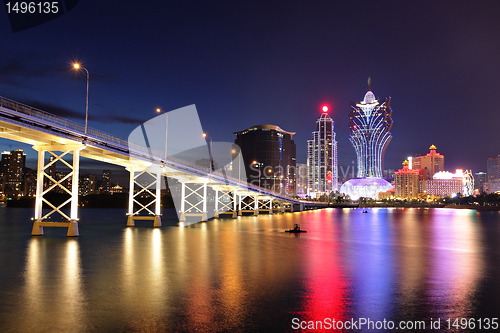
<box><xmin>0</xmin><ymin>96</ymin><xmax>302</xmax><ymax>202</ymax></box>
<box><xmin>0</xmin><ymin>96</ymin><xmax>135</xmax><ymax>149</ymax></box>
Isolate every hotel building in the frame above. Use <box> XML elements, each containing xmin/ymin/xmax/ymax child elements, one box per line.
<box><xmin>412</xmin><ymin>145</ymin><xmax>445</xmax><ymax>179</ymax></box>
<box><xmin>423</xmin><ymin>169</ymin><xmax>473</xmax><ymax>197</ymax></box>
<box><xmin>349</xmin><ymin>78</ymin><xmax>393</xmax><ymax>178</ymax></box>
<box><xmin>394</xmin><ymin>160</ymin><xmax>420</xmax><ymax>198</ymax></box>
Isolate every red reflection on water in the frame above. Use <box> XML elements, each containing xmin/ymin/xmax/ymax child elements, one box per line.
<box><xmin>296</xmin><ymin>210</ymin><xmax>350</xmax><ymax>328</ymax></box>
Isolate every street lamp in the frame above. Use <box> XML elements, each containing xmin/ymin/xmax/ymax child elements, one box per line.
<box><xmin>267</xmin><ymin>168</ymin><xmax>274</xmax><ymax>192</ymax></box>
<box><xmin>203</xmin><ymin>133</ymin><xmax>213</xmax><ymax>171</ymax></box>
<box><xmin>232</xmin><ymin>148</ymin><xmax>241</xmax><ymax>182</ymax></box>
<box><xmin>156</xmin><ymin>108</ymin><xmax>168</xmax><ymax>160</ymax></box>
<box><xmin>72</xmin><ymin>63</ymin><xmax>89</xmax><ymax>134</ymax></box>
<box><xmin>253</xmin><ymin>160</ymin><xmax>262</xmax><ymax>188</ymax></box>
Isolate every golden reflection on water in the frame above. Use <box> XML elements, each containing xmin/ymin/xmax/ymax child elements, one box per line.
<box><xmin>120</xmin><ymin>227</ymin><xmax>170</xmax><ymax>331</ymax></box>
<box><xmin>17</xmin><ymin>237</ymin><xmax>86</xmax><ymax>332</ymax></box>
<box><xmin>397</xmin><ymin>210</ymin><xmax>427</xmax><ymax>308</ymax></box>
<box><xmin>217</xmin><ymin>223</ymin><xmax>247</xmax><ymax>330</ymax></box>
<box><xmin>183</xmin><ymin>222</ymin><xmax>216</xmax><ymax>330</ymax></box>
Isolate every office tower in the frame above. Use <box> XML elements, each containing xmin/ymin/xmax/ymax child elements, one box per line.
<box><xmin>349</xmin><ymin>78</ymin><xmax>393</xmax><ymax>178</ymax></box>
<box><xmin>234</xmin><ymin>124</ymin><xmax>296</xmax><ymax>195</ymax></box>
<box><xmin>474</xmin><ymin>172</ymin><xmax>487</xmax><ymax>192</ymax></box>
<box><xmin>487</xmin><ymin>155</ymin><xmax>500</xmax><ymax>182</ymax></box>
<box><xmin>307</xmin><ymin>106</ymin><xmax>338</xmax><ymax>196</ymax></box>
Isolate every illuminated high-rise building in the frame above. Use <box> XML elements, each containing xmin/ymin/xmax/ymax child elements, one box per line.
<box><xmin>487</xmin><ymin>155</ymin><xmax>500</xmax><ymax>182</ymax></box>
<box><xmin>412</xmin><ymin>145</ymin><xmax>445</xmax><ymax>179</ymax></box>
<box><xmin>307</xmin><ymin>105</ymin><xmax>338</xmax><ymax>196</ymax></box>
<box><xmin>474</xmin><ymin>172</ymin><xmax>487</xmax><ymax>192</ymax></box>
<box><xmin>349</xmin><ymin>78</ymin><xmax>393</xmax><ymax>178</ymax></box>
<box><xmin>0</xmin><ymin>149</ymin><xmax>26</xmax><ymax>198</ymax></box>
<box><xmin>394</xmin><ymin>160</ymin><xmax>420</xmax><ymax>198</ymax></box>
<box><xmin>234</xmin><ymin>124</ymin><xmax>296</xmax><ymax>195</ymax></box>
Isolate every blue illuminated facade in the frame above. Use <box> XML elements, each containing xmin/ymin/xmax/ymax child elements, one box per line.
<box><xmin>349</xmin><ymin>79</ymin><xmax>393</xmax><ymax>178</ymax></box>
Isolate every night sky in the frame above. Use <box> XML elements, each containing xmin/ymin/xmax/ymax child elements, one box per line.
<box><xmin>1</xmin><ymin>1</ymin><xmax>500</xmax><ymax>185</ymax></box>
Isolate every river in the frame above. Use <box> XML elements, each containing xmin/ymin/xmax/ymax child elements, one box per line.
<box><xmin>0</xmin><ymin>207</ymin><xmax>499</xmax><ymax>332</ymax></box>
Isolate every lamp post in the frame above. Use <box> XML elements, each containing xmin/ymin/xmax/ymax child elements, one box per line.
<box><xmin>268</xmin><ymin>168</ymin><xmax>274</xmax><ymax>192</ymax></box>
<box><xmin>72</xmin><ymin>63</ymin><xmax>89</xmax><ymax>134</ymax></box>
<box><xmin>203</xmin><ymin>133</ymin><xmax>213</xmax><ymax>171</ymax></box>
<box><xmin>156</xmin><ymin>108</ymin><xmax>168</xmax><ymax>160</ymax></box>
<box><xmin>232</xmin><ymin>148</ymin><xmax>240</xmax><ymax>181</ymax></box>
<box><xmin>253</xmin><ymin>161</ymin><xmax>262</xmax><ymax>188</ymax></box>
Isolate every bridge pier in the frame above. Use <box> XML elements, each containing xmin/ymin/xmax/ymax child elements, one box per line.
<box><xmin>257</xmin><ymin>197</ymin><xmax>273</xmax><ymax>214</ymax></box>
<box><xmin>126</xmin><ymin>167</ymin><xmax>162</xmax><ymax>227</ymax></box>
<box><xmin>213</xmin><ymin>187</ymin><xmax>237</xmax><ymax>218</ymax></box>
<box><xmin>238</xmin><ymin>193</ymin><xmax>259</xmax><ymax>216</ymax></box>
<box><xmin>178</xmin><ymin>181</ymin><xmax>208</xmax><ymax>222</ymax></box>
<box><xmin>31</xmin><ymin>144</ymin><xmax>84</xmax><ymax>237</ymax></box>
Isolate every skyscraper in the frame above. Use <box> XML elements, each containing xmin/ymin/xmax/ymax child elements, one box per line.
<box><xmin>349</xmin><ymin>78</ymin><xmax>393</xmax><ymax>178</ymax></box>
<box><xmin>487</xmin><ymin>155</ymin><xmax>500</xmax><ymax>182</ymax></box>
<box><xmin>474</xmin><ymin>172</ymin><xmax>487</xmax><ymax>192</ymax></box>
<box><xmin>234</xmin><ymin>124</ymin><xmax>296</xmax><ymax>195</ymax></box>
<box><xmin>307</xmin><ymin>106</ymin><xmax>338</xmax><ymax>196</ymax></box>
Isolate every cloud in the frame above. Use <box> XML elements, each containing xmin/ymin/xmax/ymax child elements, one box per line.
<box><xmin>20</xmin><ymin>99</ymin><xmax>86</xmax><ymax>120</ymax></box>
<box><xmin>14</xmin><ymin>99</ymin><xmax>144</xmax><ymax>125</ymax></box>
<box><xmin>103</xmin><ymin>114</ymin><xmax>144</xmax><ymax>125</ymax></box>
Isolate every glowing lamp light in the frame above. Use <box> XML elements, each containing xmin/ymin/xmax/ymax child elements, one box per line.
<box><xmin>322</xmin><ymin>105</ymin><xmax>328</xmax><ymax>112</ymax></box>
<box><xmin>73</xmin><ymin>63</ymin><xmax>80</xmax><ymax>69</ymax></box>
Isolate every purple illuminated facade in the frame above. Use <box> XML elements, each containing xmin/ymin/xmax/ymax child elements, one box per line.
<box><xmin>339</xmin><ymin>178</ymin><xmax>393</xmax><ymax>200</ymax></box>
<box><xmin>349</xmin><ymin>78</ymin><xmax>393</xmax><ymax>178</ymax></box>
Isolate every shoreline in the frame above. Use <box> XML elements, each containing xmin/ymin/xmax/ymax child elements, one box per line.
<box><xmin>359</xmin><ymin>203</ymin><xmax>500</xmax><ymax>211</ymax></box>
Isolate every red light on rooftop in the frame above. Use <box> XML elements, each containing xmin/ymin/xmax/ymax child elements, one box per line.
<box><xmin>322</xmin><ymin>105</ymin><xmax>328</xmax><ymax>112</ymax></box>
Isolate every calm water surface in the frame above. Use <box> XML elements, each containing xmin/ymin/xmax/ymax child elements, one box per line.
<box><xmin>0</xmin><ymin>207</ymin><xmax>499</xmax><ymax>332</ymax></box>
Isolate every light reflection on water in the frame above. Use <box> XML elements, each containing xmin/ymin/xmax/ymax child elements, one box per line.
<box><xmin>16</xmin><ymin>237</ymin><xmax>87</xmax><ymax>332</ymax></box>
<box><xmin>0</xmin><ymin>207</ymin><xmax>498</xmax><ymax>332</ymax></box>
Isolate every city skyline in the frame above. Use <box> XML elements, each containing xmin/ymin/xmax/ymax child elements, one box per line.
<box><xmin>1</xmin><ymin>2</ymin><xmax>499</xmax><ymax>176</ymax></box>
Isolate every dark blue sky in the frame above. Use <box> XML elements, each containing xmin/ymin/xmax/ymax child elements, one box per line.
<box><xmin>1</xmin><ymin>0</ymin><xmax>500</xmax><ymax>184</ymax></box>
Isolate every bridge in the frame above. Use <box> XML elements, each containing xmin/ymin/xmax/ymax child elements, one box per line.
<box><xmin>0</xmin><ymin>96</ymin><xmax>328</xmax><ymax>236</ymax></box>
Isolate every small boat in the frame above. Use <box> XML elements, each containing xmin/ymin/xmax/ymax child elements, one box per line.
<box><xmin>285</xmin><ymin>224</ymin><xmax>307</xmax><ymax>233</ymax></box>
<box><xmin>362</xmin><ymin>210</ymin><xmax>368</xmax><ymax>213</ymax></box>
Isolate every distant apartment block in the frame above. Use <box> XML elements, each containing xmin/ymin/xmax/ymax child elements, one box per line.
<box><xmin>0</xmin><ymin>149</ymin><xmax>26</xmax><ymax>198</ymax></box>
